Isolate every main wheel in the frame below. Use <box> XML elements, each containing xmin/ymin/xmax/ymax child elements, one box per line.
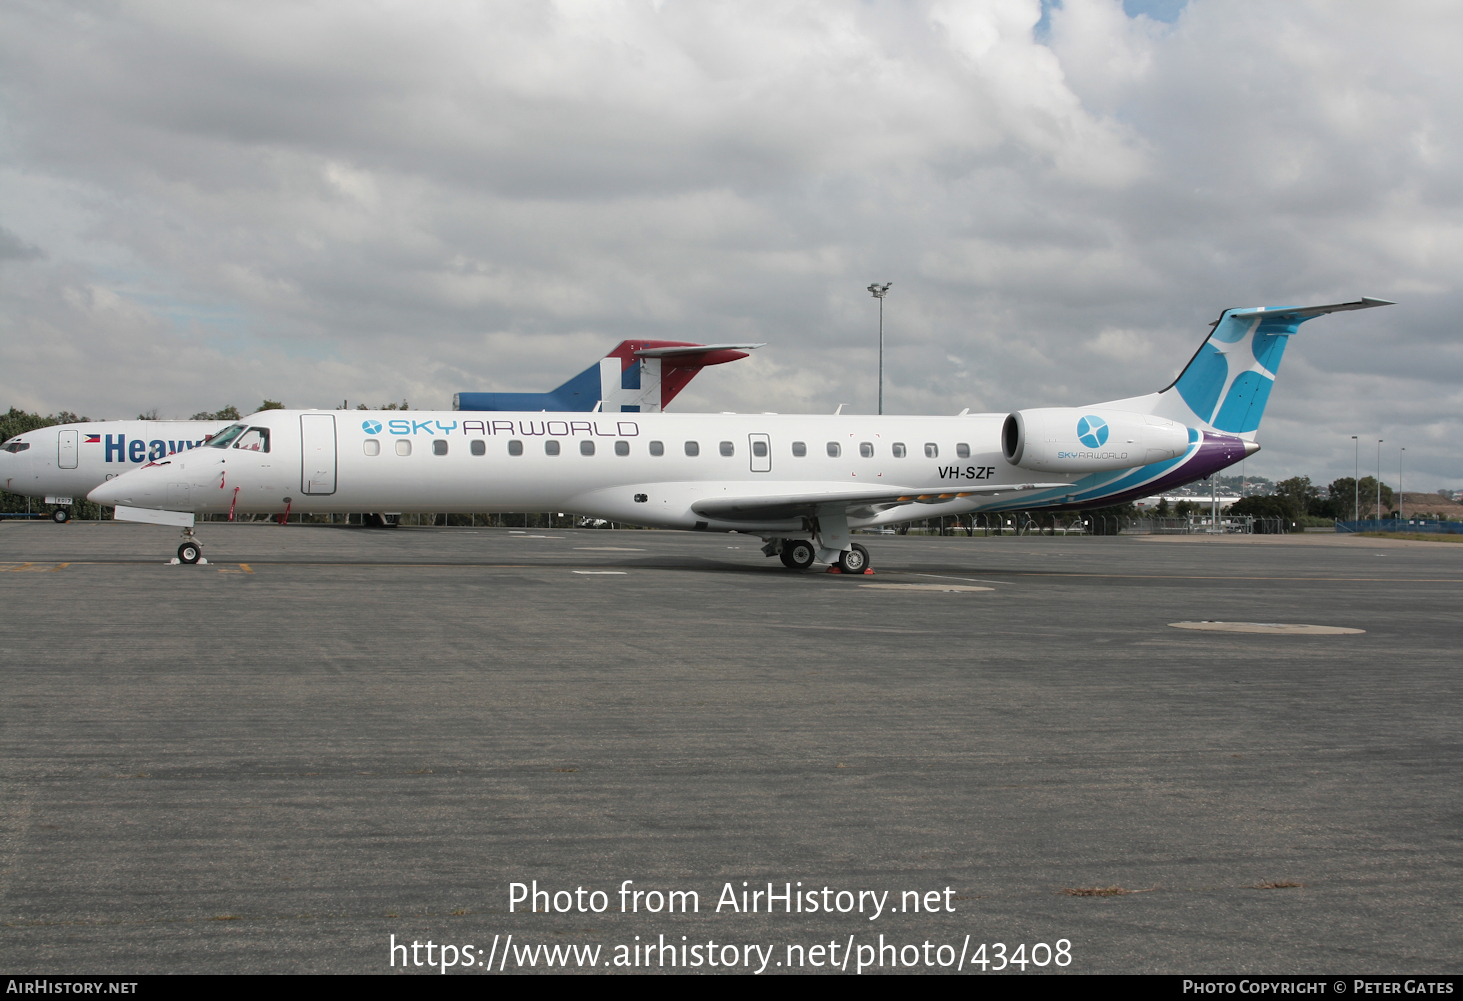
<box><xmin>178</xmin><ymin>543</ymin><xmax>201</xmax><ymax>564</ymax></box>
<box><xmin>838</xmin><ymin>543</ymin><xmax>870</xmax><ymax>574</ymax></box>
<box><xmin>779</xmin><ymin>539</ymin><xmax>816</xmax><ymax>570</ymax></box>
<box><xmin>52</xmin><ymin>508</ymin><xmax>70</xmax><ymax>523</ymax></box>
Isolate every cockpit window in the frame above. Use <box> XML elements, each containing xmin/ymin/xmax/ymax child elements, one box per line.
<box><xmin>1</xmin><ymin>440</ymin><xmax>29</xmax><ymax>453</ymax></box>
<box><xmin>207</xmin><ymin>424</ymin><xmax>249</xmax><ymax>448</ymax></box>
<box><xmin>233</xmin><ymin>427</ymin><xmax>270</xmax><ymax>452</ymax></box>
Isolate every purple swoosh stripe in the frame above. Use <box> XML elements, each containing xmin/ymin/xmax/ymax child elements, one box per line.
<box><xmin>1046</xmin><ymin>431</ymin><xmax>1251</xmax><ymax>512</ymax></box>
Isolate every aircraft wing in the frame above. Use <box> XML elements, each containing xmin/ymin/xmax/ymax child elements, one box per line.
<box><xmin>690</xmin><ymin>482</ymin><xmax>1072</xmax><ymax>522</ymax></box>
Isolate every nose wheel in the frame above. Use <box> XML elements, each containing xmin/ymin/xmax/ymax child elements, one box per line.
<box><xmin>175</xmin><ymin>526</ymin><xmax>205</xmax><ymax>565</ymax></box>
<box><xmin>51</xmin><ymin>507</ymin><xmax>70</xmax><ymax>524</ymax></box>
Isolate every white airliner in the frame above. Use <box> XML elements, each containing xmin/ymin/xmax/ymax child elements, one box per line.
<box><xmin>0</xmin><ymin>340</ymin><xmax>752</xmax><ymax>522</ymax></box>
<box><xmin>79</xmin><ymin>298</ymin><xmax>1391</xmax><ymax>572</ymax></box>
<box><xmin>1</xmin><ymin>419</ymin><xmax>231</xmax><ymax>521</ymax></box>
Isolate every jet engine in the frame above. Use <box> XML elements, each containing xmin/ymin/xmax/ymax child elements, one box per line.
<box><xmin>1001</xmin><ymin>408</ymin><xmax>1191</xmax><ymax>473</ymax></box>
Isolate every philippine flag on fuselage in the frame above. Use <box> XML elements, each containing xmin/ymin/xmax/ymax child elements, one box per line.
<box><xmin>84</xmin><ymin>434</ymin><xmax>101</xmax><ymax>443</ymax></box>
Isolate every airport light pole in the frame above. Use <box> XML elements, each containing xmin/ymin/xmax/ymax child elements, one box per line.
<box><xmin>1352</xmin><ymin>436</ymin><xmax>1359</xmax><ymax>523</ymax></box>
<box><xmin>1376</xmin><ymin>439</ymin><xmax>1384</xmax><ymax>520</ymax></box>
<box><xmin>1399</xmin><ymin>446</ymin><xmax>1405</xmax><ymax>521</ymax></box>
<box><xmin>868</xmin><ymin>282</ymin><xmax>892</xmax><ymax>415</ymax></box>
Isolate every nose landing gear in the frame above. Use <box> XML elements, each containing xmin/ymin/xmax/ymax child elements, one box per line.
<box><xmin>51</xmin><ymin>507</ymin><xmax>70</xmax><ymax>524</ymax></box>
<box><xmin>175</xmin><ymin>526</ymin><xmax>206</xmax><ymax>565</ymax></box>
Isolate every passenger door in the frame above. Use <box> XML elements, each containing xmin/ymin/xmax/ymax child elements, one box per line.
<box><xmin>57</xmin><ymin>430</ymin><xmax>78</xmax><ymax>469</ymax></box>
<box><xmin>748</xmin><ymin>433</ymin><xmax>771</xmax><ymax>473</ymax></box>
<box><xmin>300</xmin><ymin>414</ymin><xmax>337</xmax><ymax>495</ymax></box>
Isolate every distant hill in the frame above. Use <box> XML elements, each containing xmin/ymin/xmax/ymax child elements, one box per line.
<box><xmin>1395</xmin><ymin>492</ymin><xmax>1463</xmax><ymax>519</ymax></box>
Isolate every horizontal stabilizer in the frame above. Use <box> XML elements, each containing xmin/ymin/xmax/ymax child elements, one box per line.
<box><xmin>1216</xmin><ymin>297</ymin><xmax>1395</xmax><ymax>324</ymax></box>
<box><xmin>634</xmin><ymin>343</ymin><xmax>765</xmax><ymax>358</ymax></box>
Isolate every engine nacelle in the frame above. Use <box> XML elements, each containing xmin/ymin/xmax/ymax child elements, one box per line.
<box><xmin>1001</xmin><ymin>408</ymin><xmax>1191</xmax><ymax>473</ymax></box>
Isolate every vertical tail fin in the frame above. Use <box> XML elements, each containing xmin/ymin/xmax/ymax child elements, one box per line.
<box><xmin>454</xmin><ymin>340</ymin><xmax>763</xmax><ymax>412</ymax></box>
<box><xmin>1104</xmin><ymin>298</ymin><xmax>1393</xmax><ymax>437</ymax></box>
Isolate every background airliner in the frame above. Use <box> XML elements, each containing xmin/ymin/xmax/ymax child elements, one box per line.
<box><xmin>455</xmin><ymin>340</ymin><xmax>762</xmax><ymax>413</ymax></box>
<box><xmin>86</xmin><ymin>298</ymin><xmax>1392</xmax><ymax>572</ymax></box>
<box><xmin>1</xmin><ymin>340</ymin><xmax>752</xmax><ymax>521</ymax></box>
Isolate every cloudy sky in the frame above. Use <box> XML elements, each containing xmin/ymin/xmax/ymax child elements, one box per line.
<box><xmin>1</xmin><ymin>0</ymin><xmax>1458</xmax><ymax>489</ymax></box>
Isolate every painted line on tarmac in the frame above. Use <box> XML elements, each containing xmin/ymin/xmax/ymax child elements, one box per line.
<box><xmin>908</xmin><ymin>571</ymin><xmax>1010</xmax><ymax>586</ymax></box>
<box><xmin>16</xmin><ymin>560</ymin><xmax>1462</xmax><ymax>583</ymax></box>
<box><xmin>976</xmin><ymin>571</ymin><xmax>1463</xmax><ymax>583</ymax></box>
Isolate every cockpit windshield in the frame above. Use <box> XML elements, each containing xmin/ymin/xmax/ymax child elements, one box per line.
<box><xmin>207</xmin><ymin>424</ymin><xmax>249</xmax><ymax>448</ymax></box>
<box><xmin>1</xmin><ymin>440</ymin><xmax>30</xmax><ymax>453</ymax></box>
<box><xmin>233</xmin><ymin>427</ymin><xmax>270</xmax><ymax>452</ymax></box>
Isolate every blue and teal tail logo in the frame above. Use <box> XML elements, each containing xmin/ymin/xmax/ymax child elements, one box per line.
<box><xmin>1076</xmin><ymin>415</ymin><xmax>1109</xmax><ymax>448</ymax></box>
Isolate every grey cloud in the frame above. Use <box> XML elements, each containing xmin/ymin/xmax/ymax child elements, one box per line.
<box><xmin>0</xmin><ymin>225</ymin><xmax>43</xmax><ymax>261</ymax></box>
<box><xmin>0</xmin><ymin>0</ymin><xmax>1459</xmax><ymax>489</ymax></box>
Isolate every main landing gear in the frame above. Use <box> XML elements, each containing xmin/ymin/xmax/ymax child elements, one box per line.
<box><xmin>779</xmin><ymin>539</ymin><xmax>816</xmax><ymax>570</ymax></box>
<box><xmin>834</xmin><ymin>543</ymin><xmax>871</xmax><ymax>575</ymax></box>
<box><xmin>768</xmin><ymin>539</ymin><xmax>872</xmax><ymax>574</ymax></box>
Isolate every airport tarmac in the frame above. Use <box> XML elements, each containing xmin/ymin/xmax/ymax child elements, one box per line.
<box><xmin>1</xmin><ymin>521</ymin><xmax>1459</xmax><ymax>975</ymax></box>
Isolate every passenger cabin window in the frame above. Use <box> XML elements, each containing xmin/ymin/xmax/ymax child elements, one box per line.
<box><xmin>892</xmin><ymin>442</ymin><xmax>906</xmax><ymax>458</ymax></box>
<box><xmin>508</xmin><ymin>440</ymin><xmax>523</xmax><ymax>456</ymax></box>
<box><xmin>924</xmin><ymin>443</ymin><xmax>938</xmax><ymax>458</ymax></box>
<box><xmin>363</xmin><ymin>439</ymin><xmax>380</xmax><ymax>456</ymax></box>
<box><xmin>544</xmin><ymin>440</ymin><xmax>560</xmax><ymax>456</ymax></box>
<box><xmin>471</xmin><ymin>440</ymin><xmax>486</xmax><ymax>456</ymax></box>
<box><xmin>752</xmin><ymin>440</ymin><xmax>768</xmax><ymax>458</ymax></box>
<box><xmin>395</xmin><ymin>440</ymin><xmax>412</xmax><ymax>456</ymax></box>
<box><xmin>207</xmin><ymin>424</ymin><xmax>248</xmax><ymax>449</ymax></box>
<box><xmin>649</xmin><ymin>440</ymin><xmax>665</xmax><ymax>456</ymax></box>
<box><xmin>580</xmin><ymin>440</ymin><xmax>595</xmax><ymax>456</ymax></box>
<box><xmin>956</xmin><ymin>443</ymin><xmax>970</xmax><ymax>459</ymax></box>
<box><xmin>432</xmin><ymin>440</ymin><xmax>448</xmax><ymax>456</ymax></box>
<box><xmin>233</xmin><ymin>427</ymin><xmax>270</xmax><ymax>452</ymax></box>
<box><xmin>826</xmin><ymin>442</ymin><xmax>841</xmax><ymax>458</ymax></box>
<box><xmin>685</xmin><ymin>441</ymin><xmax>700</xmax><ymax>456</ymax></box>
<box><xmin>615</xmin><ymin>440</ymin><xmax>630</xmax><ymax>456</ymax></box>
<box><xmin>720</xmin><ymin>441</ymin><xmax>734</xmax><ymax>457</ymax></box>
<box><xmin>792</xmin><ymin>441</ymin><xmax>807</xmax><ymax>457</ymax></box>
<box><xmin>859</xmin><ymin>442</ymin><xmax>873</xmax><ymax>458</ymax></box>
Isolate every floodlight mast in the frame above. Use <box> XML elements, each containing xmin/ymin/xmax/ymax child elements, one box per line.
<box><xmin>1376</xmin><ymin>439</ymin><xmax>1384</xmax><ymax>520</ymax></box>
<box><xmin>868</xmin><ymin>282</ymin><xmax>892</xmax><ymax>415</ymax></box>
<box><xmin>1399</xmin><ymin>446</ymin><xmax>1405</xmax><ymax>520</ymax></box>
<box><xmin>1352</xmin><ymin>436</ymin><xmax>1359</xmax><ymax>523</ymax></box>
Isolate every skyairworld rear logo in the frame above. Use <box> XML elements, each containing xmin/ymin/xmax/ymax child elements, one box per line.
<box><xmin>1076</xmin><ymin>416</ymin><xmax>1109</xmax><ymax>449</ymax></box>
<box><xmin>362</xmin><ymin>420</ymin><xmax>383</xmax><ymax>434</ymax></box>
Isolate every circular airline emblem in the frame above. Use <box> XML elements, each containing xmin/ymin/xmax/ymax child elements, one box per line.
<box><xmin>361</xmin><ymin>420</ymin><xmax>383</xmax><ymax>434</ymax></box>
<box><xmin>1076</xmin><ymin>415</ymin><xmax>1109</xmax><ymax>449</ymax></box>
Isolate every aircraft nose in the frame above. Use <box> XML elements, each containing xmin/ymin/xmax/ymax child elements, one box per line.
<box><xmin>87</xmin><ymin>477</ymin><xmax>130</xmax><ymax>506</ymax></box>
<box><xmin>88</xmin><ymin>465</ymin><xmax>169</xmax><ymax>507</ymax></box>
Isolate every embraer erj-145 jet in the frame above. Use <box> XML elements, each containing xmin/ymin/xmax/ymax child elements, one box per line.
<box><xmin>0</xmin><ymin>340</ymin><xmax>752</xmax><ymax>521</ymax></box>
<box><xmin>85</xmin><ymin>298</ymin><xmax>1392</xmax><ymax>572</ymax></box>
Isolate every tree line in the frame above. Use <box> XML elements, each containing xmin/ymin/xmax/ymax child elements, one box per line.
<box><xmin>1226</xmin><ymin>475</ymin><xmax>1397</xmax><ymax>524</ymax></box>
